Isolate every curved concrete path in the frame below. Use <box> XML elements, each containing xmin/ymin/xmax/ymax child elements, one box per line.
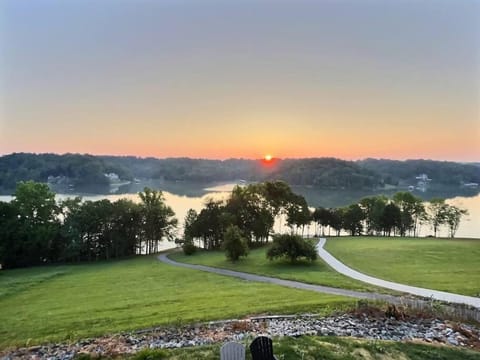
<box><xmin>317</xmin><ymin>238</ymin><xmax>480</xmax><ymax>309</ymax></box>
<box><xmin>158</xmin><ymin>253</ymin><xmax>399</xmax><ymax>303</ymax></box>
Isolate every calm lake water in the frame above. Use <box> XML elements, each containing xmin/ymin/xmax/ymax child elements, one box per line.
<box><xmin>1</xmin><ymin>182</ymin><xmax>479</xmax><ymax>239</ymax></box>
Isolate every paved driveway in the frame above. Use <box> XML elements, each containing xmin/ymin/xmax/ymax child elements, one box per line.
<box><xmin>158</xmin><ymin>253</ymin><xmax>399</xmax><ymax>303</ymax></box>
<box><xmin>317</xmin><ymin>238</ymin><xmax>480</xmax><ymax>309</ymax></box>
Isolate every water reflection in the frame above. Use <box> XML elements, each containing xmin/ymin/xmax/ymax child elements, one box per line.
<box><xmin>446</xmin><ymin>195</ymin><xmax>480</xmax><ymax>239</ymax></box>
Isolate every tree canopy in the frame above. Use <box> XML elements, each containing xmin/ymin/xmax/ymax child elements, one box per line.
<box><xmin>0</xmin><ymin>182</ymin><xmax>178</xmax><ymax>268</ymax></box>
<box><xmin>266</xmin><ymin>234</ymin><xmax>317</xmax><ymax>263</ymax></box>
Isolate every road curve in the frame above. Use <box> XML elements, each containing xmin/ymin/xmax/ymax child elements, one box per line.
<box><xmin>317</xmin><ymin>238</ymin><xmax>480</xmax><ymax>309</ymax></box>
<box><xmin>158</xmin><ymin>253</ymin><xmax>399</xmax><ymax>303</ymax></box>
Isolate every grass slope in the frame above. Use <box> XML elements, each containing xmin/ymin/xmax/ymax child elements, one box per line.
<box><xmin>325</xmin><ymin>237</ymin><xmax>480</xmax><ymax>297</ymax></box>
<box><xmin>0</xmin><ymin>255</ymin><xmax>352</xmax><ymax>349</ymax></box>
<box><xmin>171</xmin><ymin>246</ymin><xmax>386</xmax><ymax>293</ymax></box>
<box><xmin>131</xmin><ymin>336</ymin><xmax>480</xmax><ymax>360</ymax></box>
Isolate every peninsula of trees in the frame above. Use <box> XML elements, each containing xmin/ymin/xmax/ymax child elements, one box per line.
<box><xmin>1</xmin><ymin>153</ymin><xmax>479</xmax><ymax>194</ymax></box>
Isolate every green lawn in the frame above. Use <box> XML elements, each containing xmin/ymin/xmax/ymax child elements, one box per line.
<box><xmin>0</xmin><ymin>255</ymin><xmax>352</xmax><ymax>349</ymax></box>
<box><xmin>170</xmin><ymin>246</ymin><xmax>387</xmax><ymax>293</ymax></box>
<box><xmin>131</xmin><ymin>336</ymin><xmax>480</xmax><ymax>360</ymax></box>
<box><xmin>325</xmin><ymin>237</ymin><xmax>480</xmax><ymax>297</ymax></box>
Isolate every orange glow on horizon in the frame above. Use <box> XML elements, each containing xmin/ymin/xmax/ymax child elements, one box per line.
<box><xmin>260</xmin><ymin>154</ymin><xmax>279</xmax><ymax>168</ymax></box>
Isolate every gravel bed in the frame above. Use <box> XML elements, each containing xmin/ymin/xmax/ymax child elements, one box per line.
<box><xmin>2</xmin><ymin>313</ymin><xmax>479</xmax><ymax>359</ymax></box>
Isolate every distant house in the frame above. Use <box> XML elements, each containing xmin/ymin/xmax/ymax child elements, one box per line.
<box><xmin>412</xmin><ymin>174</ymin><xmax>432</xmax><ymax>193</ymax></box>
<box><xmin>47</xmin><ymin>175</ymin><xmax>68</xmax><ymax>184</ymax></box>
<box><xmin>415</xmin><ymin>174</ymin><xmax>431</xmax><ymax>182</ymax></box>
<box><xmin>104</xmin><ymin>173</ymin><xmax>120</xmax><ymax>182</ymax></box>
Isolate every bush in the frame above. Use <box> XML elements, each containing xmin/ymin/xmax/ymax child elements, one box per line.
<box><xmin>267</xmin><ymin>234</ymin><xmax>317</xmax><ymax>263</ymax></box>
<box><xmin>182</xmin><ymin>239</ymin><xmax>196</xmax><ymax>255</ymax></box>
<box><xmin>223</xmin><ymin>225</ymin><xmax>249</xmax><ymax>261</ymax></box>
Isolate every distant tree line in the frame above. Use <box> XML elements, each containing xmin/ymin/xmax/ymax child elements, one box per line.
<box><xmin>359</xmin><ymin>158</ymin><xmax>480</xmax><ymax>186</ymax></box>
<box><xmin>0</xmin><ymin>181</ymin><xmax>177</xmax><ymax>269</ymax></box>
<box><xmin>0</xmin><ymin>153</ymin><xmax>132</xmax><ymax>193</ymax></box>
<box><xmin>1</xmin><ymin>153</ymin><xmax>479</xmax><ymax>194</ymax></box>
<box><xmin>311</xmin><ymin>193</ymin><xmax>468</xmax><ymax>238</ymax></box>
<box><xmin>268</xmin><ymin>158</ymin><xmax>380</xmax><ymax>188</ymax></box>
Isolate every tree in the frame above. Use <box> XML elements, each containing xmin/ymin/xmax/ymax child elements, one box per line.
<box><xmin>444</xmin><ymin>205</ymin><xmax>468</xmax><ymax>238</ymax></box>
<box><xmin>60</xmin><ymin>198</ymin><xmax>142</xmax><ymax>262</ymax></box>
<box><xmin>183</xmin><ymin>209</ymin><xmax>198</xmax><ymax>255</ymax></box>
<box><xmin>312</xmin><ymin>207</ymin><xmax>331</xmax><ymax>236</ymax></box>
<box><xmin>0</xmin><ymin>201</ymin><xmax>23</xmax><ymax>268</ymax></box>
<box><xmin>139</xmin><ymin>187</ymin><xmax>178</xmax><ymax>254</ymax></box>
<box><xmin>110</xmin><ymin>199</ymin><xmax>142</xmax><ymax>257</ymax></box>
<box><xmin>192</xmin><ymin>199</ymin><xmax>227</xmax><ymax>250</ymax></box>
<box><xmin>223</xmin><ymin>225</ymin><xmax>249</xmax><ymax>261</ymax></box>
<box><xmin>381</xmin><ymin>202</ymin><xmax>401</xmax><ymax>236</ymax></box>
<box><xmin>225</xmin><ymin>185</ymin><xmax>273</xmax><ymax>245</ymax></box>
<box><xmin>183</xmin><ymin>208</ymin><xmax>198</xmax><ymax>243</ymax></box>
<box><xmin>262</xmin><ymin>180</ymin><xmax>295</xmax><ymax>233</ymax></box>
<box><xmin>66</xmin><ymin>199</ymin><xmax>113</xmax><ymax>261</ymax></box>
<box><xmin>342</xmin><ymin>204</ymin><xmax>364</xmax><ymax>236</ymax></box>
<box><xmin>393</xmin><ymin>192</ymin><xmax>424</xmax><ymax>236</ymax></box>
<box><xmin>266</xmin><ymin>234</ymin><xmax>317</xmax><ymax>263</ymax></box>
<box><xmin>359</xmin><ymin>196</ymin><xmax>387</xmax><ymax>235</ymax></box>
<box><xmin>427</xmin><ymin>198</ymin><xmax>448</xmax><ymax>237</ymax></box>
<box><xmin>411</xmin><ymin>198</ymin><xmax>427</xmax><ymax>237</ymax></box>
<box><xmin>328</xmin><ymin>208</ymin><xmax>344</xmax><ymax>236</ymax></box>
<box><xmin>58</xmin><ymin>196</ymin><xmax>83</xmax><ymax>261</ymax></box>
<box><xmin>11</xmin><ymin>181</ymin><xmax>60</xmax><ymax>266</ymax></box>
<box><xmin>286</xmin><ymin>194</ymin><xmax>311</xmax><ymax>236</ymax></box>
<box><xmin>13</xmin><ymin>181</ymin><xmax>58</xmax><ymax>226</ymax></box>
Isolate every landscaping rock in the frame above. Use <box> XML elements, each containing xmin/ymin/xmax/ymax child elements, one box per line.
<box><xmin>1</xmin><ymin>313</ymin><xmax>479</xmax><ymax>359</ymax></box>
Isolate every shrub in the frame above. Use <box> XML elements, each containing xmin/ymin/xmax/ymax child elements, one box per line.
<box><xmin>223</xmin><ymin>225</ymin><xmax>249</xmax><ymax>261</ymax></box>
<box><xmin>266</xmin><ymin>234</ymin><xmax>317</xmax><ymax>263</ymax></box>
<box><xmin>182</xmin><ymin>239</ymin><xmax>196</xmax><ymax>255</ymax></box>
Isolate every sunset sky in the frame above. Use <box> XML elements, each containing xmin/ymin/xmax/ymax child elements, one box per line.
<box><xmin>1</xmin><ymin>0</ymin><xmax>479</xmax><ymax>161</ymax></box>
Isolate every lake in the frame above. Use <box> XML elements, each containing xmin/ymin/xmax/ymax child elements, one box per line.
<box><xmin>1</xmin><ymin>181</ymin><xmax>478</xmax><ymax>239</ymax></box>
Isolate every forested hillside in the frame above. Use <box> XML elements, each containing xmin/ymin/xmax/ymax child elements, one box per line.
<box><xmin>0</xmin><ymin>153</ymin><xmax>479</xmax><ymax>194</ymax></box>
<box><xmin>359</xmin><ymin>159</ymin><xmax>480</xmax><ymax>186</ymax></box>
<box><xmin>266</xmin><ymin>158</ymin><xmax>379</xmax><ymax>189</ymax></box>
<box><xmin>0</xmin><ymin>153</ymin><xmax>132</xmax><ymax>193</ymax></box>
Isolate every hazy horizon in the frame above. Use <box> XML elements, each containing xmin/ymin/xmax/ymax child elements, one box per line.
<box><xmin>1</xmin><ymin>0</ymin><xmax>479</xmax><ymax>161</ymax></box>
<box><xmin>1</xmin><ymin>151</ymin><xmax>479</xmax><ymax>164</ymax></box>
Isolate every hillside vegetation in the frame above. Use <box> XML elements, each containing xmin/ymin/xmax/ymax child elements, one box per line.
<box><xmin>1</xmin><ymin>153</ymin><xmax>479</xmax><ymax>194</ymax></box>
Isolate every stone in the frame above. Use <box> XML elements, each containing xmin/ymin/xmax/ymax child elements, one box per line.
<box><xmin>2</xmin><ymin>314</ymin><xmax>479</xmax><ymax>359</ymax></box>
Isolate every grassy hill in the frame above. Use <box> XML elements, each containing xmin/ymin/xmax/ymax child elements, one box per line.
<box><xmin>325</xmin><ymin>237</ymin><xmax>480</xmax><ymax>296</ymax></box>
<box><xmin>0</xmin><ymin>254</ymin><xmax>351</xmax><ymax>349</ymax></box>
<box><xmin>170</xmin><ymin>246</ymin><xmax>389</xmax><ymax>294</ymax></box>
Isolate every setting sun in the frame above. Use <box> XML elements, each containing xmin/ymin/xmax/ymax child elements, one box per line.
<box><xmin>264</xmin><ymin>154</ymin><xmax>273</xmax><ymax>161</ymax></box>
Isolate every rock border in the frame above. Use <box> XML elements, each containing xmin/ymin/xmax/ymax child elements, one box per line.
<box><xmin>2</xmin><ymin>312</ymin><xmax>479</xmax><ymax>359</ymax></box>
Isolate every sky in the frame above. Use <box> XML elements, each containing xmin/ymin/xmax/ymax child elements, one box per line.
<box><xmin>1</xmin><ymin>0</ymin><xmax>479</xmax><ymax>161</ymax></box>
